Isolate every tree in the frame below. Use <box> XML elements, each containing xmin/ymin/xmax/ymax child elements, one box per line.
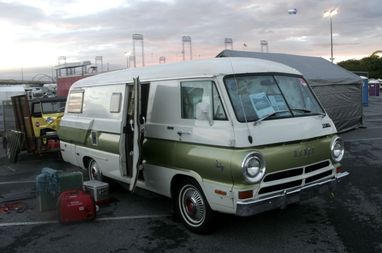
<box><xmin>338</xmin><ymin>53</ymin><xmax>382</xmax><ymax>79</ymax></box>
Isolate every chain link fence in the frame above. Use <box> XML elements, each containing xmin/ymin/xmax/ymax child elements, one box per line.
<box><xmin>1</xmin><ymin>100</ymin><xmax>16</xmax><ymax>136</ymax></box>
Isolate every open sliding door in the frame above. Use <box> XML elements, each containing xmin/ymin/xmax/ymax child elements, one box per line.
<box><xmin>124</xmin><ymin>77</ymin><xmax>150</xmax><ymax>191</ymax></box>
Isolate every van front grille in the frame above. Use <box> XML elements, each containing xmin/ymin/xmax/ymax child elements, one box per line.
<box><xmin>258</xmin><ymin>180</ymin><xmax>302</xmax><ymax>194</ymax></box>
<box><xmin>258</xmin><ymin>160</ymin><xmax>333</xmax><ymax>196</ymax></box>
<box><xmin>263</xmin><ymin>168</ymin><xmax>303</xmax><ymax>182</ymax></box>
<box><xmin>305</xmin><ymin>161</ymin><xmax>330</xmax><ymax>173</ymax></box>
<box><xmin>305</xmin><ymin>170</ymin><xmax>332</xmax><ymax>184</ymax></box>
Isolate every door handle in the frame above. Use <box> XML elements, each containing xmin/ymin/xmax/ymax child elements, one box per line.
<box><xmin>177</xmin><ymin>131</ymin><xmax>191</xmax><ymax>137</ymax></box>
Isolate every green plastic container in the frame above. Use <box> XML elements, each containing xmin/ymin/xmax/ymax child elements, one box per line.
<box><xmin>58</xmin><ymin>171</ymin><xmax>83</xmax><ymax>193</ymax></box>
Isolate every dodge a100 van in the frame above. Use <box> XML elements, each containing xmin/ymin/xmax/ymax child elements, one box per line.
<box><xmin>58</xmin><ymin>57</ymin><xmax>348</xmax><ymax>233</ymax></box>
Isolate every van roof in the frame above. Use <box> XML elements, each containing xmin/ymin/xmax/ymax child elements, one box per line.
<box><xmin>71</xmin><ymin>57</ymin><xmax>301</xmax><ymax>88</ymax></box>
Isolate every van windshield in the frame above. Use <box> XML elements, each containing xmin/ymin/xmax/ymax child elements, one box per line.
<box><xmin>224</xmin><ymin>74</ymin><xmax>324</xmax><ymax>122</ymax></box>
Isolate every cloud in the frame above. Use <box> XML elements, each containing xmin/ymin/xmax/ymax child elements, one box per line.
<box><xmin>0</xmin><ymin>1</ymin><xmax>47</xmax><ymax>25</ymax></box>
<box><xmin>0</xmin><ymin>0</ymin><xmax>381</xmax><ymax>73</ymax></box>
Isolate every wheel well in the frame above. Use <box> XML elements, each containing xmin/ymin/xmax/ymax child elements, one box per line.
<box><xmin>83</xmin><ymin>156</ymin><xmax>92</xmax><ymax>169</ymax></box>
<box><xmin>170</xmin><ymin>174</ymin><xmax>200</xmax><ymax>199</ymax></box>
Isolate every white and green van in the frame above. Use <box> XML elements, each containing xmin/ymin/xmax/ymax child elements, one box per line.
<box><xmin>58</xmin><ymin>57</ymin><xmax>348</xmax><ymax>233</ymax></box>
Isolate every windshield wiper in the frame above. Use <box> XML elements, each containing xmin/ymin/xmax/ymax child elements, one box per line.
<box><xmin>254</xmin><ymin>112</ymin><xmax>277</xmax><ymax>125</ymax></box>
<box><xmin>291</xmin><ymin>108</ymin><xmax>312</xmax><ymax>113</ymax></box>
<box><xmin>291</xmin><ymin>108</ymin><xmax>326</xmax><ymax>117</ymax></box>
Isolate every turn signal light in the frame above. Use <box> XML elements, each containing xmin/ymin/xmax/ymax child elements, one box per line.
<box><xmin>238</xmin><ymin>190</ymin><xmax>253</xmax><ymax>200</ymax></box>
<box><xmin>336</xmin><ymin>166</ymin><xmax>343</xmax><ymax>174</ymax></box>
<box><xmin>214</xmin><ymin>189</ymin><xmax>227</xmax><ymax>196</ymax></box>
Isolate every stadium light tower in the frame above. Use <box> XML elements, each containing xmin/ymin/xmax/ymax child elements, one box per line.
<box><xmin>260</xmin><ymin>40</ymin><xmax>269</xmax><ymax>53</ymax></box>
<box><xmin>58</xmin><ymin>56</ymin><xmax>66</xmax><ymax>65</ymax></box>
<box><xmin>323</xmin><ymin>8</ymin><xmax>338</xmax><ymax>63</ymax></box>
<box><xmin>224</xmin><ymin>38</ymin><xmax>233</xmax><ymax>50</ymax></box>
<box><xmin>132</xmin><ymin>34</ymin><xmax>145</xmax><ymax>67</ymax></box>
<box><xmin>95</xmin><ymin>56</ymin><xmax>103</xmax><ymax>72</ymax></box>
<box><xmin>159</xmin><ymin>56</ymin><xmax>166</xmax><ymax>64</ymax></box>
<box><xmin>182</xmin><ymin>36</ymin><xmax>192</xmax><ymax>61</ymax></box>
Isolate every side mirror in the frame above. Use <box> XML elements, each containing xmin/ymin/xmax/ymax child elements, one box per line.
<box><xmin>196</xmin><ymin>101</ymin><xmax>213</xmax><ymax>126</ymax></box>
<box><xmin>202</xmin><ymin>110</ymin><xmax>213</xmax><ymax>126</ymax></box>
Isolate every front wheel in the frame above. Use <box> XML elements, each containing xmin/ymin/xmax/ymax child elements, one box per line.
<box><xmin>175</xmin><ymin>179</ymin><xmax>214</xmax><ymax>234</ymax></box>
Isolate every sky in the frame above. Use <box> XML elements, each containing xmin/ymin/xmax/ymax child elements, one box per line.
<box><xmin>0</xmin><ymin>0</ymin><xmax>381</xmax><ymax>79</ymax></box>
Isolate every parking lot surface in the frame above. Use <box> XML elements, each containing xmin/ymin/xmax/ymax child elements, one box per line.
<box><xmin>1</xmin><ymin>96</ymin><xmax>382</xmax><ymax>253</ymax></box>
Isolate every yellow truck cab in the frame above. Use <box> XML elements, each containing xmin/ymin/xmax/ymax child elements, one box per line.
<box><xmin>30</xmin><ymin>97</ymin><xmax>66</xmax><ymax>138</ymax></box>
<box><xmin>4</xmin><ymin>96</ymin><xmax>66</xmax><ymax>162</ymax></box>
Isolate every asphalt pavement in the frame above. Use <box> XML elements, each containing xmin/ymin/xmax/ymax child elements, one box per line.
<box><xmin>0</xmin><ymin>96</ymin><xmax>382</xmax><ymax>253</ymax></box>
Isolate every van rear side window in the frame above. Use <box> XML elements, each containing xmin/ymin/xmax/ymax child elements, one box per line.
<box><xmin>110</xmin><ymin>93</ymin><xmax>122</xmax><ymax>113</ymax></box>
<box><xmin>67</xmin><ymin>90</ymin><xmax>84</xmax><ymax>113</ymax></box>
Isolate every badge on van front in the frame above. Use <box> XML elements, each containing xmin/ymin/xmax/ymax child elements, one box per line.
<box><xmin>294</xmin><ymin>147</ymin><xmax>314</xmax><ymax>158</ymax></box>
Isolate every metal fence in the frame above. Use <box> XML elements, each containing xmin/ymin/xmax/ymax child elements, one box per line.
<box><xmin>1</xmin><ymin>100</ymin><xmax>16</xmax><ymax>136</ymax></box>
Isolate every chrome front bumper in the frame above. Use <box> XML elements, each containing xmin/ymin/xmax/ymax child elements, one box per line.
<box><xmin>236</xmin><ymin>172</ymin><xmax>349</xmax><ymax>216</ymax></box>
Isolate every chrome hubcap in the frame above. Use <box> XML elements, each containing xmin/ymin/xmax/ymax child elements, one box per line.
<box><xmin>89</xmin><ymin>161</ymin><xmax>100</xmax><ymax>180</ymax></box>
<box><xmin>180</xmin><ymin>185</ymin><xmax>206</xmax><ymax>226</ymax></box>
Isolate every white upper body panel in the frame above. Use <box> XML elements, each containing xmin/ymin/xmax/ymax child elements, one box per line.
<box><xmin>62</xmin><ymin>83</ymin><xmax>125</xmax><ymax>134</ymax></box>
<box><xmin>65</xmin><ymin>57</ymin><xmax>336</xmax><ymax>148</ymax></box>
<box><xmin>70</xmin><ymin>57</ymin><xmax>301</xmax><ymax>88</ymax></box>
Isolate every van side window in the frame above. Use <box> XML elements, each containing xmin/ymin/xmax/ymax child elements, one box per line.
<box><xmin>110</xmin><ymin>93</ymin><xmax>122</xmax><ymax>113</ymax></box>
<box><xmin>67</xmin><ymin>90</ymin><xmax>84</xmax><ymax>113</ymax></box>
<box><xmin>212</xmin><ymin>84</ymin><xmax>227</xmax><ymax>120</ymax></box>
<box><xmin>181</xmin><ymin>81</ymin><xmax>227</xmax><ymax>120</ymax></box>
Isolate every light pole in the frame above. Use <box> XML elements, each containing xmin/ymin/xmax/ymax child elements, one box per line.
<box><xmin>323</xmin><ymin>8</ymin><xmax>338</xmax><ymax>63</ymax></box>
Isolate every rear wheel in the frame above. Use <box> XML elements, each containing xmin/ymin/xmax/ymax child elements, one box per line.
<box><xmin>175</xmin><ymin>178</ymin><xmax>214</xmax><ymax>234</ymax></box>
<box><xmin>88</xmin><ymin>159</ymin><xmax>103</xmax><ymax>181</ymax></box>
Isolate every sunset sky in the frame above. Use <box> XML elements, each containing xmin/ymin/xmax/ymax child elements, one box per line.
<box><xmin>0</xmin><ymin>0</ymin><xmax>381</xmax><ymax>78</ymax></box>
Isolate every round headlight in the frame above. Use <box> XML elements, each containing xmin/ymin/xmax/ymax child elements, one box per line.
<box><xmin>331</xmin><ymin>137</ymin><xmax>344</xmax><ymax>162</ymax></box>
<box><xmin>242</xmin><ymin>152</ymin><xmax>266</xmax><ymax>183</ymax></box>
<box><xmin>46</xmin><ymin>117</ymin><xmax>54</xmax><ymax>124</ymax></box>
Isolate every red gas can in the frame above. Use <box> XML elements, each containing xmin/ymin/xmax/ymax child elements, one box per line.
<box><xmin>58</xmin><ymin>190</ymin><xmax>96</xmax><ymax>224</ymax></box>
